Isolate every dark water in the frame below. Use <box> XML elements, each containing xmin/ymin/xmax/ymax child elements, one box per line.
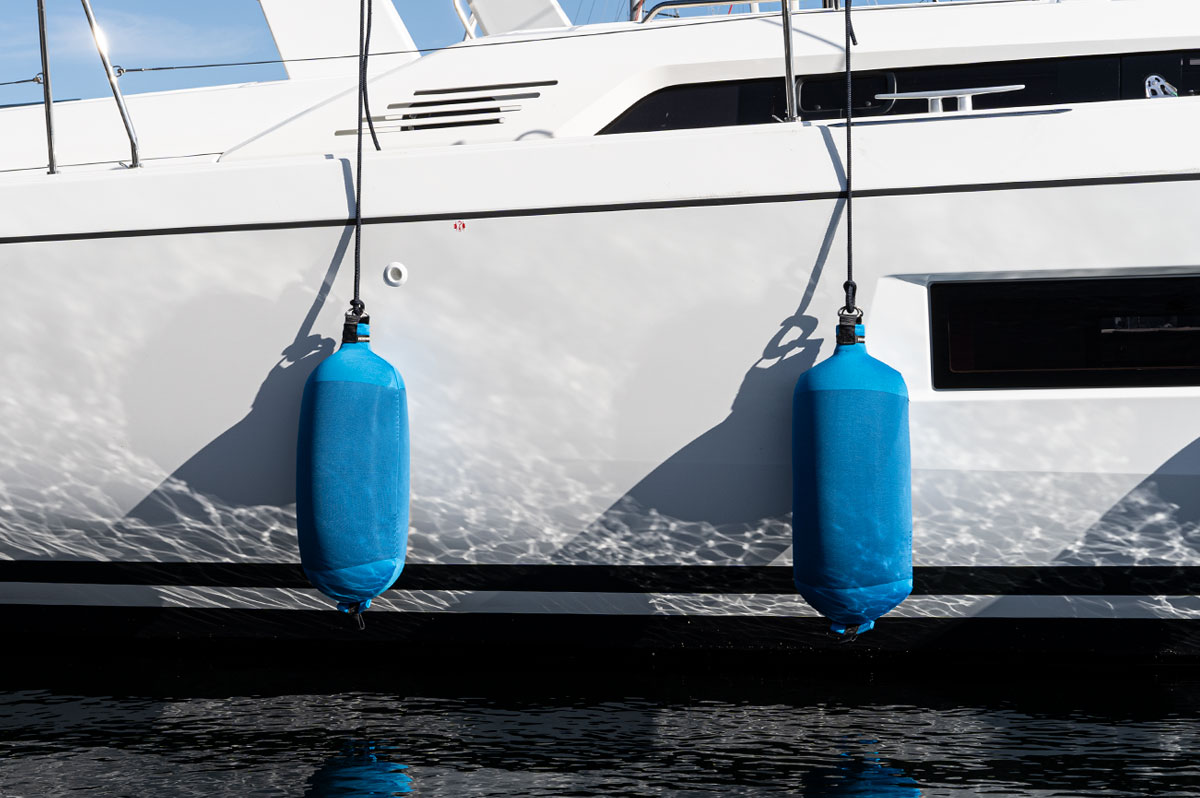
<box><xmin>2</xmin><ymin>664</ymin><xmax>1199</xmax><ymax>797</ymax></box>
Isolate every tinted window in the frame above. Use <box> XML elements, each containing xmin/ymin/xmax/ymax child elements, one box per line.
<box><xmin>877</xmin><ymin>55</ymin><xmax>1120</xmax><ymax>116</ymax></box>
<box><xmin>600</xmin><ymin>51</ymin><xmax>1197</xmax><ymax>135</ymax></box>
<box><xmin>1186</xmin><ymin>55</ymin><xmax>1200</xmax><ymax>95</ymax></box>
<box><xmin>599</xmin><ymin>78</ymin><xmax>788</xmax><ymax>134</ymax></box>
<box><xmin>930</xmin><ymin>276</ymin><xmax>1200</xmax><ymax>389</ymax></box>
<box><xmin>1120</xmin><ymin>52</ymin><xmax>1200</xmax><ymax>98</ymax></box>
<box><xmin>799</xmin><ymin>73</ymin><xmax>896</xmax><ymax>120</ymax></box>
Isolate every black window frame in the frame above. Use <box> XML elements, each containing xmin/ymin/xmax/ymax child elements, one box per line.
<box><xmin>930</xmin><ymin>275</ymin><xmax>1200</xmax><ymax>390</ymax></box>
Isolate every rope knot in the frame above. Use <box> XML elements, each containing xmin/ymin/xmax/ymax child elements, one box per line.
<box><xmin>841</xmin><ymin>280</ymin><xmax>858</xmax><ymax>315</ymax></box>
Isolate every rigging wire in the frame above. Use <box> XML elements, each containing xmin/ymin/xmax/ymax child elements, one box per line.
<box><xmin>362</xmin><ymin>0</ymin><xmax>381</xmax><ymax>152</ymax></box>
<box><xmin>841</xmin><ymin>0</ymin><xmax>860</xmax><ymax>321</ymax></box>
<box><xmin>0</xmin><ymin>11</ymin><xmax>769</xmax><ymax>85</ymax></box>
<box><xmin>350</xmin><ymin>0</ymin><xmax>376</xmax><ymax>317</ymax></box>
<box><xmin>0</xmin><ymin>76</ymin><xmax>40</xmax><ymax>88</ymax></box>
<box><xmin>0</xmin><ymin>3</ymin><xmax>982</xmax><ymax>90</ymax></box>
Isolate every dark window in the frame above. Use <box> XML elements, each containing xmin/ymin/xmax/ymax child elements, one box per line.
<box><xmin>599</xmin><ymin>50</ymin><xmax>1198</xmax><ymax>135</ymax></box>
<box><xmin>599</xmin><ymin>78</ymin><xmax>788</xmax><ymax>134</ymax></box>
<box><xmin>930</xmin><ymin>276</ymin><xmax>1200</xmax><ymax>390</ymax></box>
<box><xmin>798</xmin><ymin>72</ymin><xmax>896</xmax><ymax>120</ymax></box>
<box><xmin>878</xmin><ymin>55</ymin><xmax>1120</xmax><ymax>116</ymax></box>
<box><xmin>1121</xmin><ymin>52</ymin><xmax>1200</xmax><ymax>98</ymax></box>
<box><xmin>1185</xmin><ymin>55</ymin><xmax>1200</xmax><ymax>95</ymax></box>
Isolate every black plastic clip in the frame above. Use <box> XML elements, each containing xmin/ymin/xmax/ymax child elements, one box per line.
<box><xmin>342</xmin><ymin>310</ymin><xmax>371</xmax><ymax>344</ymax></box>
<box><xmin>837</xmin><ymin>309</ymin><xmax>864</xmax><ymax>346</ymax></box>
<box><xmin>837</xmin><ymin>281</ymin><xmax>863</xmax><ymax>345</ymax></box>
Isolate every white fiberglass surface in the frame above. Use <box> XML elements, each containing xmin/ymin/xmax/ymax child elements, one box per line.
<box><xmin>0</xmin><ymin>185</ymin><xmax>1198</xmax><ymax>570</ymax></box>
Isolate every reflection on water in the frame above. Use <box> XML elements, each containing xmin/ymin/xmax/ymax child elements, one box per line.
<box><xmin>1</xmin><ymin>672</ymin><xmax>1199</xmax><ymax>797</ymax></box>
<box><xmin>304</xmin><ymin>742</ymin><xmax>411</xmax><ymax>797</ymax></box>
<box><xmin>802</xmin><ymin>751</ymin><xmax>922</xmax><ymax>797</ymax></box>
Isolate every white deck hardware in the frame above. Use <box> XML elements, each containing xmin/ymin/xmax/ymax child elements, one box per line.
<box><xmin>1145</xmin><ymin>75</ymin><xmax>1179</xmax><ymax>97</ymax></box>
<box><xmin>875</xmin><ymin>84</ymin><xmax>1025</xmax><ymax>113</ymax></box>
<box><xmin>383</xmin><ymin>263</ymin><xmax>409</xmax><ymax>287</ymax></box>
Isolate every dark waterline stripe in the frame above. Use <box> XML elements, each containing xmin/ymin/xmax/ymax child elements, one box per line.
<box><xmin>1</xmin><ymin>562</ymin><xmax>1198</xmax><ymax>596</ymax></box>
<box><xmin>4</xmin><ymin>607</ymin><xmax>1199</xmax><ymax>662</ymax></box>
<box><xmin>3</xmin><ymin>171</ymin><xmax>1198</xmax><ymax>246</ymax></box>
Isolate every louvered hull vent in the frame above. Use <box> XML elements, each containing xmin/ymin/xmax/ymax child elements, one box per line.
<box><xmin>336</xmin><ymin>80</ymin><xmax>557</xmax><ymax>136</ymax></box>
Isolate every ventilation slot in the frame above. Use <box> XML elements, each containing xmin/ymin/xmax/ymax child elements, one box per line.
<box><xmin>335</xmin><ymin>80</ymin><xmax>555</xmax><ymax>135</ymax></box>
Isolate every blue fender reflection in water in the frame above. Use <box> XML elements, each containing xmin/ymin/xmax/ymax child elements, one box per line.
<box><xmin>801</xmin><ymin>749</ymin><xmax>921</xmax><ymax>797</ymax></box>
<box><xmin>303</xmin><ymin>742</ymin><xmax>411</xmax><ymax>797</ymax></box>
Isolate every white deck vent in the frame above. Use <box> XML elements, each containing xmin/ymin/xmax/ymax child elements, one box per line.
<box><xmin>337</xmin><ymin>80</ymin><xmax>557</xmax><ymax>135</ymax></box>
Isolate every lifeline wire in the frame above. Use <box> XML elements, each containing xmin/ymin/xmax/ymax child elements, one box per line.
<box><xmin>75</xmin><ymin>12</ymin><xmax>768</xmax><ymax>79</ymax></box>
<box><xmin>2</xmin><ymin>8</ymin><xmax>868</xmax><ymax>87</ymax></box>
<box><xmin>842</xmin><ymin>0</ymin><xmax>859</xmax><ymax>318</ymax></box>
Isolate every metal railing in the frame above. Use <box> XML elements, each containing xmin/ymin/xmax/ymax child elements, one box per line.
<box><xmin>640</xmin><ymin>0</ymin><xmax>1038</xmax><ymax>22</ymax></box>
<box><xmin>36</xmin><ymin>0</ymin><xmax>56</xmax><ymax>174</ymax></box>
<box><xmin>781</xmin><ymin>1</ymin><xmax>797</xmax><ymax>121</ymax></box>
<box><xmin>34</xmin><ymin>0</ymin><xmax>141</xmax><ymax>173</ymax></box>
<box><xmin>641</xmin><ymin>1</ymin><xmax>813</xmax><ymax>22</ymax></box>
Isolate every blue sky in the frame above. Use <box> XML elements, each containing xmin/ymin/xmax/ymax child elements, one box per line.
<box><xmin>0</xmin><ymin>1</ymin><xmax>908</xmax><ymax>106</ymax></box>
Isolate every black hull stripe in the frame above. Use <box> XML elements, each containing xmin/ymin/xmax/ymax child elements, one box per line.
<box><xmin>2</xmin><ymin>170</ymin><xmax>1198</xmax><ymax>246</ymax></box>
<box><xmin>3</xmin><ymin>607</ymin><xmax>1200</xmax><ymax>662</ymax></box>
<box><xmin>1</xmin><ymin>562</ymin><xmax>1198</xmax><ymax>596</ymax></box>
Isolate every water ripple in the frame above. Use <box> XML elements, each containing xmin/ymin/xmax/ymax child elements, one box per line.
<box><xmin>2</xmin><ymin>682</ymin><xmax>1199</xmax><ymax>797</ymax></box>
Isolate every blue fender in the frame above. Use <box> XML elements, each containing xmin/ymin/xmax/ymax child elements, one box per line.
<box><xmin>792</xmin><ymin>324</ymin><xmax>912</xmax><ymax>633</ymax></box>
<box><xmin>296</xmin><ymin>324</ymin><xmax>409</xmax><ymax>613</ymax></box>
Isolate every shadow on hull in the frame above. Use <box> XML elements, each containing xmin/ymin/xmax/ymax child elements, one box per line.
<box><xmin>1057</xmin><ymin>436</ymin><xmax>1200</xmax><ymax>566</ymax></box>
<box><xmin>554</xmin><ymin>199</ymin><xmax>844</xmax><ymax>565</ymax></box>
<box><xmin>124</xmin><ymin>226</ymin><xmax>351</xmax><ymax>527</ymax></box>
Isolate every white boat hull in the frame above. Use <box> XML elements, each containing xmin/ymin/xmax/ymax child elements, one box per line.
<box><xmin>1</xmin><ymin>1</ymin><xmax>1198</xmax><ymax>647</ymax></box>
